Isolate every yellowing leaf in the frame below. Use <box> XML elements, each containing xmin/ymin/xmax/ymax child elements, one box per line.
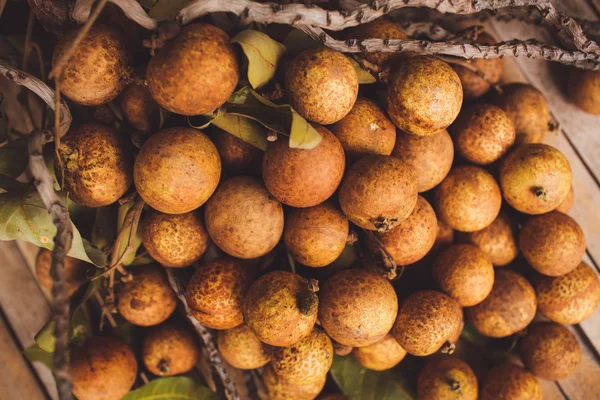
<box><xmin>212</xmin><ymin>110</ymin><xmax>268</xmax><ymax>151</ymax></box>
<box><xmin>232</xmin><ymin>30</ymin><xmax>286</xmax><ymax>89</ymax></box>
<box><xmin>121</xmin><ymin>377</ymin><xmax>216</xmax><ymax>400</ymax></box>
<box><xmin>349</xmin><ymin>58</ymin><xmax>377</xmax><ymax>84</ymax></box>
<box><xmin>147</xmin><ymin>0</ymin><xmax>188</xmax><ymax>20</ymax></box>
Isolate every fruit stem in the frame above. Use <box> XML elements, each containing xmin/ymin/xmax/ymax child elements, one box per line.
<box><xmin>532</xmin><ymin>186</ymin><xmax>548</xmax><ymax>201</ymax></box>
<box><xmin>158</xmin><ymin>359</ymin><xmax>171</xmax><ymax>375</ymax></box>
<box><xmin>448</xmin><ymin>379</ymin><xmax>461</xmax><ymax>392</ymax></box>
<box><xmin>440</xmin><ymin>341</ymin><xmax>456</xmax><ymax>354</ymax></box>
<box><xmin>372</xmin><ymin>216</ymin><xmax>397</xmax><ymax>233</ymax></box>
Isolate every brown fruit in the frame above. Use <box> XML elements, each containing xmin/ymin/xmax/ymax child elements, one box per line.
<box><xmin>434</xmin><ymin>166</ymin><xmax>502</xmax><ymax>232</ymax></box>
<box><xmin>213</xmin><ymin>129</ymin><xmax>263</xmax><ymax>174</ymax></box>
<box><xmin>448</xmin><ymin>309</ymin><xmax>465</xmax><ymax>344</ymax></box>
<box><xmin>134</xmin><ymin>127</ymin><xmax>221</xmax><ymax>214</ymax></box>
<box><xmin>346</xmin><ymin>19</ymin><xmax>407</xmax><ymax>68</ymax></box>
<box><xmin>120</xmin><ymin>83</ymin><xmax>160</xmax><ymax>132</ymax></box>
<box><xmin>392</xmin><ymin>290</ymin><xmax>462</xmax><ymax>356</ymax></box>
<box><xmin>417</xmin><ymin>356</ymin><xmax>478</xmax><ymax>400</ymax></box>
<box><xmin>185</xmin><ymin>257</ymin><xmax>253</xmax><ymax>330</ymax></box>
<box><xmin>519</xmin><ymin>211</ymin><xmax>585</xmax><ymax>276</ymax></box>
<box><xmin>534</xmin><ymin>261</ymin><xmax>600</xmax><ymax>324</ymax></box>
<box><xmin>205</xmin><ymin>176</ymin><xmax>284</xmax><ymax>259</ymax></box>
<box><xmin>147</xmin><ymin>24</ymin><xmax>238</xmax><ymax>115</ymax></box>
<box><xmin>499</xmin><ymin>143</ymin><xmax>572</xmax><ymax>215</ymax></box>
<box><xmin>284</xmin><ymin>202</ymin><xmax>349</xmax><ymax>267</ymax></box>
<box><xmin>339</xmin><ymin>155</ymin><xmax>418</xmax><ymax>231</ymax></box>
<box><xmin>262</xmin><ymin>364</ymin><xmax>326</xmax><ymax>400</ymax></box>
<box><xmin>142</xmin><ymin>322</ymin><xmax>199</xmax><ymax>376</ymax></box>
<box><xmin>35</xmin><ymin>248</ymin><xmax>89</xmax><ymax>296</ymax></box>
<box><xmin>386</xmin><ymin>56</ymin><xmax>463</xmax><ymax>136</ymax></box>
<box><xmin>466</xmin><ymin>269</ymin><xmax>536</xmax><ymax>338</ymax></box>
<box><xmin>432</xmin><ymin>244</ymin><xmax>494</xmax><ymax>307</ymax></box>
<box><xmin>434</xmin><ymin>219</ymin><xmax>455</xmax><ymax>251</ymax></box>
<box><xmin>217</xmin><ymin>323</ymin><xmax>271</xmax><ymax>370</ymax></box>
<box><xmin>461</xmin><ymin>211</ymin><xmax>518</xmax><ymax>267</ymax></box>
<box><xmin>480</xmin><ymin>364</ymin><xmax>542</xmax><ymax>400</ymax></box>
<box><xmin>352</xmin><ymin>334</ymin><xmax>406</xmax><ymax>371</ymax></box>
<box><xmin>332</xmin><ymin>341</ymin><xmax>353</xmax><ymax>356</ymax></box>
<box><xmin>285</xmin><ymin>47</ymin><xmax>358</xmax><ymax>124</ymax></box>
<box><xmin>519</xmin><ymin>322</ymin><xmax>581</xmax><ymax>380</ymax></box>
<box><xmin>53</xmin><ymin>25</ymin><xmax>128</xmax><ymax>106</ymax></box>
<box><xmin>392</xmin><ymin>129</ymin><xmax>454</xmax><ymax>192</ymax></box>
<box><xmin>117</xmin><ymin>266</ymin><xmax>177</xmax><ymax>326</ymax></box>
<box><xmin>263</xmin><ymin>125</ymin><xmax>345</xmax><ymax>208</ymax></box>
<box><xmin>56</xmin><ymin>123</ymin><xmax>132</xmax><ymax>207</ymax></box>
<box><xmin>71</xmin><ymin>336</ymin><xmax>137</xmax><ymax>400</ymax></box>
<box><xmin>244</xmin><ymin>271</ymin><xmax>318</xmax><ymax>346</ymax></box>
<box><xmin>567</xmin><ymin>68</ymin><xmax>600</xmax><ymax>115</ymax></box>
<box><xmin>556</xmin><ymin>185</ymin><xmax>574</xmax><ymax>213</ymax></box>
<box><xmin>143</xmin><ymin>209</ymin><xmax>210</xmax><ymax>268</ymax></box>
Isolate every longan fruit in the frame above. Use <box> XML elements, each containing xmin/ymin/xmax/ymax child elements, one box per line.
<box><xmin>346</xmin><ymin>19</ymin><xmax>407</xmax><ymax>68</ymax></box>
<box><xmin>35</xmin><ymin>248</ymin><xmax>89</xmax><ymax>296</ymax></box>
<box><xmin>333</xmin><ymin>341</ymin><xmax>353</xmax><ymax>356</ymax></box>
<box><xmin>480</xmin><ymin>363</ymin><xmax>542</xmax><ymax>400</ymax></box>
<box><xmin>120</xmin><ymin>83</ymin><xmax>160</xmax><ymax>132</ymax></box>
<box><xmin>142</xmin><ymin>322</ymin><xmax>199</xmax><ymax>376</ymax></box>
<box><xmin>417</xmin><ymin>356</ymin><xmax>478</xmax><ymax>400</ymax></box>
<box><xmin>461</xmin><ymin>211</ymin><xmax>518</xmax><ymax>267</ymax></box>
<box><xmin>217</xmin><ymin>323</ymin><xmax>271</xmax><ymax>370</ymax></box>
<box><xmin>556</xmin><ymin>185</ymin><xmax>574</xmax><ymax>213</ymax></box>
<box><xmin>262</xmin><ymin>364</ymin><xmax>326</xmax><ymax>400</ymax></box>
<box><xmin>212</xmin><ymin>129</ymin><xmax>263</xmax><ymax>174</ymax></box>
<box><xmin>352</xmin><ymin>334</ymin><xmax>406</xmax><ymax>371</ymax></box>
<box><xmin>567</xmin><ymin>68</ymin><xmax>600</xmax><ymax>115</ymax></box>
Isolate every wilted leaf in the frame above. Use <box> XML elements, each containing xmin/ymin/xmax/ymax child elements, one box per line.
<box><xmin>121</xmin><ymin>377</ymin><xmax>216</xmax><ymax>400</ymax></box>
<box><xmin>116</xmin><ymin>201</ymin><xmax>143</xmax><ymax>266</ymax></box>
<box><xmin>34</xmin><ymin>320</ymin><xmax>55</xmax><ymax>353</ymax></box>
<box><xmin>147</xmin><ymin>0</ymin><xmax>188</xmax><ymax>21</ymax></box>
<box><xmin>349</xmin><ymin>58</ymin><xmax>377</xmax><ymax>84</ymax></box>
<box><xmin>232</xmin><ymin>30</ymin><xmax>286</xmax><ymax>89</ymax></box>
<box><xmin>188</xmin><ymin>111</ymin><xmax>268</xmax><ymax>151</ymax></box>
<box><xmin>128</xmin><ymin>253</ymin><xmax>155</xmax><ymax>266</ymax></box>
<box><xmin>0</xmin><ymin>136</ymin><xmax>28</xmax><ymax>178</ymax></box>
<box><xmin>24</xmin><ymin>344</ymin><xmax>54</xmax><ymax>372</ymax></box>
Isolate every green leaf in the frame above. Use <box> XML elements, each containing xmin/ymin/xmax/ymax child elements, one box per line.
<box><xmin>34</xmin><ymin>320</ymin><xmax>55</xmax><ymax>353</ymax></box>
<box><xmin>188</xmin><ymin>111</ymin><xmax>267</xmax><ymax>151</ymax></box>
<box><xmin>24</xmin><ymin>344</ymin><xmax>54</xmax><ymax>372</ymax></box>
<box><xmin>0</xmin><ymin>136</ymin><xmax>28</xmax><ymax>178</ymax></box>
<box><xmin>121</xmin><ymin>377</ymin><xmax>216</xmax><ymax>400</ymax></box>
<box><xmin>349</xmin><ymin>58</ymin><xmax>377</xmax><ymax>84</ymax></box>
<box><xmin>147</xmin><ymin>0</ymin><xmax>188</xmax><ymax>21</ymax></box>
<box><xmin>116</xmin><ymin>201</ymin><xmax>143</xmax><ymax>266</ymax></box>
<box><xmin>232</xmin><ymin>30</ymin><xmax>286</xmax><ymax>89</ymax></box>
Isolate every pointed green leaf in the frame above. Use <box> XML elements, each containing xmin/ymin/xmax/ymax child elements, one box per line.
<box><xmin>115</xmin><ymin>201</ymin><xmax>143</xmax><ymax>266</ymax></box>
<box><xmin>34</xmin><ymin>320</ymin><xmax>56</xmax><ymax>353</ymax></box>
<box><xmin>349</xmin><ymin>58</ymin><xmax>377</xmax><ymax>84</ymax></box>
<box><xmin>0</xmin><ymin>136</ymin><xmax>28</xmax><ymax>178</ymax></box>
<box><xmin>24</xmin><ymin>344</ymin><xmax>54</xmax><ymax>372</ymax></box>
<box><xmin>232</xmin><ymin>30</ymin><xmax>286</xmax><ymax>89</ymax></box>
<box><xmin>121</xmin><ymin>377</ymin><xmax>216</xmax><ymax>400</ymax></box>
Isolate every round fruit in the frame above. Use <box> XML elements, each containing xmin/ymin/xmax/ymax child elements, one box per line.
<box><xmin>392</xmin><ymin>129</ymin><xmax>454</xmax><ymax>192</ymax></box>
<box><xmin>147</xmin><ymin>24</ymin><xmax>238</xmax><ymax>115</ymax></box>
<box><xmin>448</xmin><ymin>309</ymin><xmax>465</xmax><ymax>344</ymax></box>
<box><xmin>461</xmin><ymin>211</ymin><xmax>518</xmax><ymax>267</ymax></box>
<box><xmin>213</xmin><ymin>129</ymin><xmax>262</xmax><ymax>174</ymax></box>
<box><xmin>217</xmin><ymin>323</ymin><xmax>271</xmax><ymax>370</ymax></box>
<box><xmin>134</xmin><ymin>127</ymin><xmax>221</xmax><ymax>214</ymax></box>
<box><xmin>519</xmin><ymin>211</ymin><xmax>585</xmax><ymax>276</ymax></box>
<box><xmin>71</xmin><ymin>336</ymin><xmax>137</xmax><ymax>400</ymax></box>
<box><xmin>434</xmin><ymin>219</ymin><xmax>455</xmax><ymax>251</ymax></box>
<box><xmin>432</xmin><ymin>244</ymin><xmax>494</xmax><ymax>307</ymax></box>
<box><xmin>519</xmin><ymin>322</ymin><xmax>581</xmax><ymax>380</ymax></box>
<box><xmin>244</xmin><ymin>271</ymin><xmax>318</xmax><ymax>346</ymax></box>
<box><xmin>56</xmin><ymin>123</ymin><xmax>132</xmax><ymax>207</ymax></box>
<box><xmin>386</xmin><ymin>56</ymin><xmax>463</xmax><ymax>136</ymax></box>
<box><xmin>262</xmin><ymin>364</ymin><xmax>326</xmax><ymax>400</ymax></box>
<box><xmin>499</xmin><ymin>143</ymin><xmax>572</xmax><ymax>215</ymax></box>
<box><xmin>205</xmin><ymin>176</ymin><xmax>284</xmax><ymax>259</ymax></box>
<box><xmin>556</xmin><ymin>185</ymin><xmax>574</xmax><ymax>213</ymax></box>
<box><xmin>284</xmin><ymin>202</ymin><xmax>349</xmax><ymax>267</ymax></box>
<box><xmin>339</xmin><ymin>155</ymin><xmax>418</xmax><ymax>231</ymax></box>
<box><xmin>465</xmin><ymin>269</ymin><xmax>536</xmax><ymax>338</ymax></box>
<box><xmin>53</xmin><ymin>25</ymin><xmax>128</xmax><ymax>106</ymax></box>
<box><xmin>352</xmin><ymin>334</ymin><xmax>406</xmax><ymax>371</ymax></box>
<box><xmin>434</xmin><ymin>166</ymin><xmax>501</xmax><ymax>232</ymax></box>
<box><xmin>392</xmin><ymin>290</ymin><xmax>462</xmax><ymax>356</ymax></box>
<box><xmin>346</xmin><ymin>19</ymin><xmax>407</xmax><ymax>68</ymax></box>
<box><xmin>480</xmin><ymin>364</ymin><xmax>542</xmax><ymax>400</ymax></box>
<box><xmin>120</xmin><ymin>83</ymin><xmax>160</xmax><ymax>132</ymax></box>
<box><xmin>284</xmin><ymin>47</ymin><xmax>358</xmax><ymax>124</ymax></box>
<box><xmin>333</xmin><ymin>341</ymin><xmax>353</xmax><ymax>356</ymax></box>
<box><xmin>263</xmin><ymin>125</ymin><xmax>345</xmax><ymax>208</ymax></box>
<box><xmin>35</xmin><ymin>248</ymin><xmax>89</xmax><ymax>296</ymax></box>
<box><xmin>319</xmin><ymin>269</ymin><xmax>398</xmax><ymax>347</ymax></box>
<box><xmin>567</xmin><ymin>68</ymin><xmax>600</xmax><ymax>115</ymax></box>
<box><xmin>417</xmin><ymin>356</ymin><xmax>478</xmax><ymax>400</ymax></box>
<box><xmin>142</xmin><ymin>323</ymin><xmax>199</xmax><ymax>376</ymax></box>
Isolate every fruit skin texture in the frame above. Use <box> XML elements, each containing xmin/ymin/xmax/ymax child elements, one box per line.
<box><xmin>36</xmin><ymin>248</ymin><xmax>89</xmax><ymax>296</ymax></box>
<box><xmin>386</xmin><ymin>56</ymin><xmax>463</xmax><ymax>136</ymax></box>
<box><xmin>262</xmin><ymin>364</ymin><xmax>326</xmax><ymax>400</ymax></box>
<box><xmin>567</xmin><ymin>68</ymin><xmax>600</xmax><ymax>115</ymax></box>
<box><xmin>480</xmin><ymin>364</ymin><xmax>542</xmax><ymax>400</ymax></box>
<box><xmin>285</xmin><ymin>47</ymin><xmax>358</xmax><ymax>124</ymax></box>
<box><xmin>119</xmin><ymin>83</ymin><xmax>160</xmax><ymax>132</ymax></box>
<box><xmin>205</xmin><ymin>176</ymin><xmax>284</xmax><ymax>259</ymax></box>
<box><xmin>520</xmin><ymin>211</ymin><xmax>585</xmax><ymax>277</ymax></box>
<box><xmin>533</xmin><ymin>261</ymin><xmax>600</xmax><ymax>324</ymax></box>
<box><xmin>143</xmin><ymin>210</ymin><xmax>210</xmax><ymax>268</ymax></box>
<box><xmin>432</xmin><ymin>244</ymin><xmax>494</xmax><ymax>307</ymax></box>
<box><xmin>244</xmin><ymin>271</ymin><xmax>318</xmax><ymax>347</ymax></box>
<box><xmin>134</xmin><ymin>127</ymin><xmax>221</xmax><ymax>214</ymax></box>
<box><xmin>466</xmin><ymin>269</ymin><xmax>536</xmax><ymax>338</ymax></box>
<box><xmin>519</xmin><ymin>322</ymin><xmax>581</xmax><ymax>380</ymax></box>
<box><xmin>263</xmin><ymin>125</ymin><xmax>345</xmax><ymax>208</ymax></box>
<box><xmin>556</xmin><ymin>185</ymin><xmax>574</xmax><ymax>213</ymax></box>
<box><xmin>352</xmin><ymin>334</ymin><xmax>406</xmax><ymax>371</ymax></box>
<box><xmin>339</xmin><ymin>155</ymin><xmax>418</xmax><ymax>231</ymax></box>
<box><xmin>213</xmin><ymin>129</ymin><xmax>262</xmax><ymax>174</ymax></box>
<box><xmin>434</xmin><ymin>165</ymin><xmax>502</xmax><ymax>232</ymax></box>
<box><xmin>460</xmin><ymin>211</ymin><xmax>518</xmax><ymax>267</ymax></box>
<box><xmin>500</xmin><ymin>143</ymin><xmax>572</xmax><ymax>215</ymax></box>
<box><xmin>417</xmin><ymin>356</ymin><xmax>478</xmax><ymax>400</ymax></box>
<box><xmin>56</xmin><ymin>123</ymin><xmax>132</xmax><ymax>207</ymax></box>
<box><xmin>53</xmin><ymin>25</ymin><xmax>128</xmax><ymax>106</ymax></box>
<box><xmin>284</xmin><ymin>202</ymin><xmax>349</xmax><ymax>267</ymax></box>
<box><xmin>392</xmin><ymin>129</ymin><xmax>454</xmax><ymax>192</ymax></box>
<box><xmin>217</xmin><ymin>323</ymin><xmax>271</xmax><ymax>370</ymax></box>
<box><xmin>142</xmin><ymin>323</ymin><xmax>199</xmax><ymax>376</ymax></box>
<box><xmin>147</xmin><ymin>24</ymin><xmax>238</xmax><ymax>115</ymax></box>
<box><xmin>346</xmin><ymin>19</ymin><xmax>407</xmax><ymax>68</ymax></box>
<box><xmin>71</xmin><ymin>336</ymin><xmax>137</xmax><ymax>400</ymax></box>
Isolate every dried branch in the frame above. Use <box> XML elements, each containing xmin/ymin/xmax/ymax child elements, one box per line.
<box><xmin>72</xmin><ymin>0</ymin><xmax>158</xmax><ymax>30</ymax></box>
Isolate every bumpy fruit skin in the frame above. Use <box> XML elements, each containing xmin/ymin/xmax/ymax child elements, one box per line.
<box><xmin>205</xmin><ymin>176</ymin><xmax>284</xmax><ymax>259</ymax></box>
<box><xmin>386</xmin><ymin>56</ymin><xmax>463</xmax><ymax>136</ymax></box>
<box><xmin>417</xmin><ymin>356</ymin><xmax>478</xmax><ymax>400</ymax></box>
<box><xmin>352</xmin><ymin>334</ymin><xmax>406</xmax><ymax>371</ymax></box>
<box><xmin>519</xmin><ymin>322</ymin><xmax>581</xmax><ymax>380</ymax></box>
<box><xmin>262</xmin><ymin>364</ymin><xmax>326</xmax><ymax>400</ymax></box>
<box><xmin>500</xmin><ymin>144</ymin><xmax>571</xmax><ymax>215</ymax></box>
<box><xmin>134</xmin><ymin>127</ymin><xmax>221</xmax><ymax>214</ymax></box>
<box><xmin>534</xmin><ymin>261</ymin><xmax>600</xmax><ymax>324</ymax></box>
<box><xmin>213</xmin><ymin>129</ymin><xmax>263</xmax><ymax>174</ymax></box>
<box><xmin>392</xmin><ymin>129</ymin><xmax>454</xmax><ymax>192</ymax></box>
<box><xmin>119</xmin><ymin>83</ymin><xmax>160</xmax><ymax>132</ymax></box>
<box><xmin>36</xmin><ymin>248</ymin><xmax>89</xmax><ymax>296</ymax></box>
<box><xmin>147</xmin><ymin>24</ymin><xmax>239</xmax><ymax>115</ymax></box>
<box><xmin>263</xmin><ymin>126</ymin><xmax>345</xmax><ymax>208</ymax></box>
<box><xmin>142</xmin><ymin>323</ymin><xmax>199</xmax><ymax>376</ymax></box>
<box><xmin>53</xmin><ymin>25</ymin><xmax>128</xmax><ymax>106</ymax></box>
<box><xmin>117</xmin><ymin>266</ymin><xmax>177</xmax><ymax>326</ymax></box>
<box><xmin>56</xmin><ymin>123</ymin><xmax>132</xmax><ymax>207</ymax></box>
<box><xmin>434</xmin><ymin>166</ymin><xmax>501</xmax><ymax>232</ymax></box>
<box><xmin>567</xmin><ymin>68</ymin><xmax>600</xmax><ymax>115</ymax></box>
<box><xmin>185</xmin><ymin>258</ymin><xmax>253</xmax><ymax>330</ymax></box>
<box><xmin>143</xmin><ymin>210</ymin><xmax>210</xmax><ymax>268</ymax></box>
<box><xmin>217</xmin><ymin>323</ymin><xmax>271</xmax><ymax>370</ymax></box>
<box><xmin>346</xmin><ymin>19</ymin><xmax>407</xmax><ymax>67</ymax></box>
<box><xmin>480</xmin><ymin>364</ymin><xmax>542</xmax><ymax>400</ymax></box>
<box><xmin>339</xmin><ymin>155</ymin><xmax>418</xmax><ymax>231</ymax></box>
<box><xmin>466</xmin><ymin>269</ymin><xmax>536</xmax><ymax>338</ymax></box>
<box><xmin>556</xmin><ymin>185</ymin><xmax>574</xmax><ymax>213</ymax></box>
<box><xmin>284</xmin><ymin>202</ymin><xmax>349</xmax><ymax>267</ymax></box>
<box><xmin>460</xmin><ymin>211</ymin><xmax>518</xmax><ymax>267</ymax></box>
<box><xmin>71</xmin><ymin>336</ymin><xmax>137</xmax><ymax>400</ymax></box>
<box><xmin>319</xmin><ymin>269</ymin><xmax>398</xmax><ymax>347</ymax></box>
<box><xmin>244</xmin><ymin>271</ymin><xmax>318</xmax><ymax>346</ymax></box>
<box><xmin>285</xmin><ymin>48</ymin><xmax>358</xmax><ymax>124</ymax></box>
